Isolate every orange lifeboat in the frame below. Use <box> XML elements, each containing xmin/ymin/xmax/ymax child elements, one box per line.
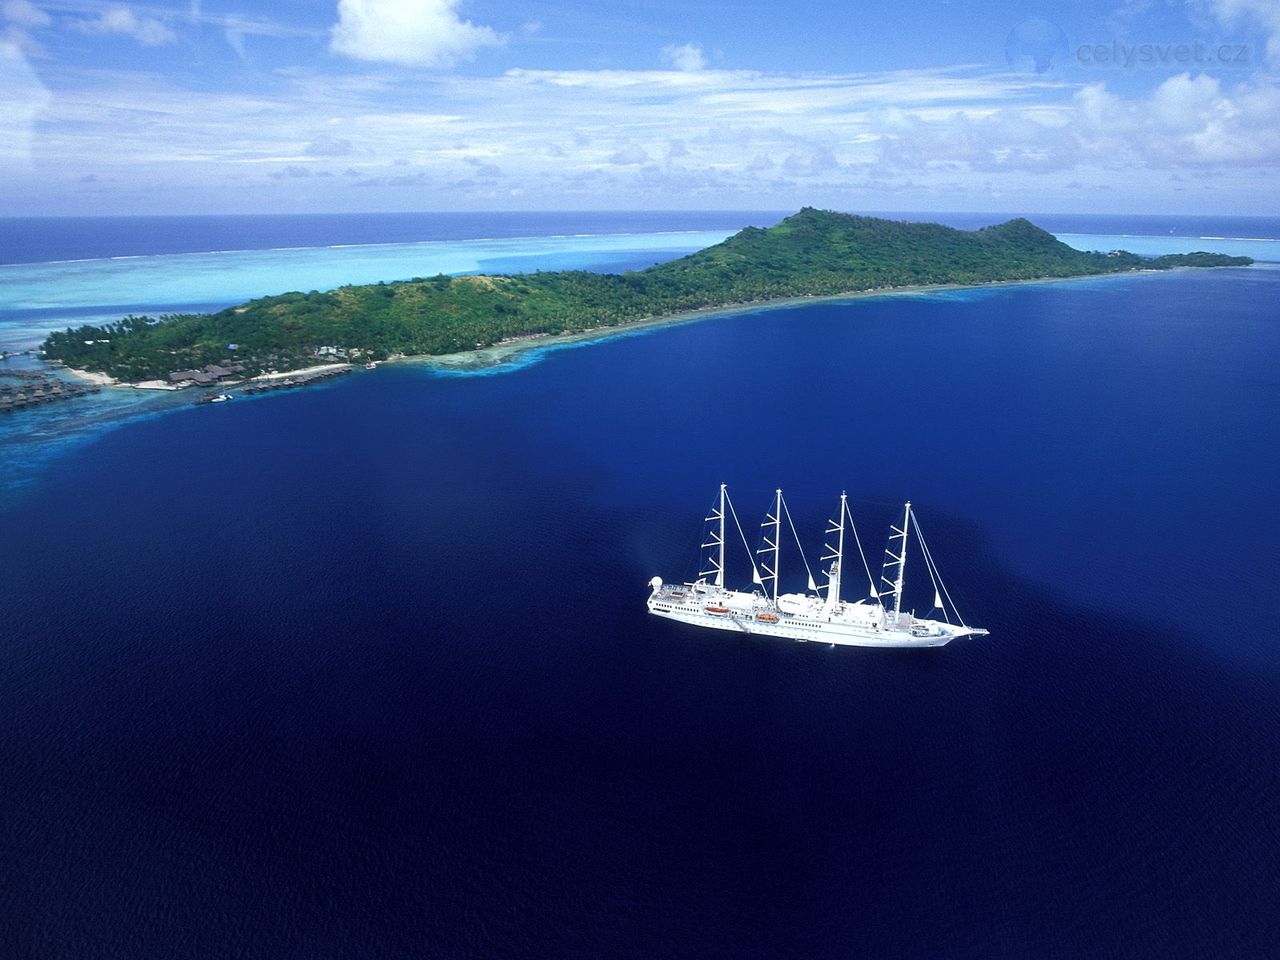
<box><xmin>756</xmin><ymin>613</ymin><xmax>780</xmax><ymax>624</ymax></box>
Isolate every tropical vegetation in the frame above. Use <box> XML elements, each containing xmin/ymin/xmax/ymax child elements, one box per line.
<box><xmin>42</xmin><ymin>209</ymin><xmax>1252</xmax><ymax>382</ymax></box>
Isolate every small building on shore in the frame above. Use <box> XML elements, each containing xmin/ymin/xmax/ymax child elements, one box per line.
<box><xmin>167</xmin><ymin>363</ymin><xmax>246</xmax><ymax>387</ymax></box>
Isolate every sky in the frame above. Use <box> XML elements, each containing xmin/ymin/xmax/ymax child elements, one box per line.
<box><xmin>1</xmin><ymin>0</ymin><xmax>1278</xmax><ymax>216</ymax></box>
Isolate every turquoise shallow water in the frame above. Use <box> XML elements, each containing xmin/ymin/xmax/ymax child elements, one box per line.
<box><xmin>0</xmin><ymin>229</ymin><xmax>738</xmax><ymax>498</ymax></box>
<box><xmin>1057</xmin><ymin>232</ymin><xmax>1278</xmax><ymax>259</ymax></box>
<box><xmin>0</xmin><ymin>230</ymin><xmax>735</xmax><ymax>352</ymax></box>
<box><xmin>4</xmin><ymin>220</ymin><xmax>1274</xmax><ymax>356</ymax></box>
<box><xmin>2</xmin><ymin>215</ymin><xmax>1277</xmax><ymax>507</ymax></box>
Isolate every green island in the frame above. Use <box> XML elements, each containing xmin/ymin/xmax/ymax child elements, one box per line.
<box><xmin>42</xmin><ymin>208</ymin><xmax>1252</xmax><ymax>384</ymax></box>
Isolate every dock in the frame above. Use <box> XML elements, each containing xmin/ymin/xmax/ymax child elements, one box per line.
<box><xmin>239</xmin><ymin>364</ymin><xmax>353</xmax><ymax>396</ymax></box>
<box><xmin>0</xmin><ymin>370</ymin><xmax>102</xmax><ymax>413</ymax></box>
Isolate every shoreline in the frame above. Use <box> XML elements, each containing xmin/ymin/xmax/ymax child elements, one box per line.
<box><xmin>58</xmin><ymin>265</ymin><xmax>1228</xmax><ymax>385</ymax></box>
<box><xmin>253</xmin><ymin>363</ymin><xmax>353</xmax><ymax>381</ymax></box>
<box><xmin>62</xmin><ymin>361</ymin><xmax>355</xmax><ymax>391</ymax></box>
<box><xmin>62</xmin><ymin>367</ymin><xmax>119</xmax><ymax>387</ymax></box>
<box><xmin>62</xmin><ymin>367</ymin><xmax>179</xmax><ymax>391</ymax></box>
<box><xmin>410</xmin><ymin>268</ymin><xmax>1180</xmax><ymax>373</ymax></box>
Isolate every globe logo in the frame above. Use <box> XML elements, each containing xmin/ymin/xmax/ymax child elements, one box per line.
<box><xmin>1005</xmin><ymin>19</ymin><xmax>1069</xmax><ymax>74</ymax></box>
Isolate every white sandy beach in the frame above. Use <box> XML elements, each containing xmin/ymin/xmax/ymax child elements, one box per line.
<box><xmin>64</xmin><ymin>367</ymin><xmax>117</xmax><ymax>386</ymax></box>
<box><xmin>253</xmin><ymin>363</ymin><xmax>352</xmax><ymax>381</ymax></box>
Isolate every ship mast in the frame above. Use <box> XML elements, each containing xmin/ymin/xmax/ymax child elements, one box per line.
<box><xmin>880</xmin><ymin>500</ymin><xmax>912</xmax><ymax>621</ymax></box>
<box><xmin>822</xmin><ymin>492</ymin><xmax>846</xmax><ymax>614</ymax></box>
<box><xmin>718</xmin><ymin>483</ymin><xmax>726</xmax><ymax>588</ymax></box>
<box><xmin>701</xmin><ymin>483</ymin><xmax>726</xmax><ymax>588</ymax></box>
<box><xmin>757</xmin><ymin>488</ymin><xmax>782</xmax><ymax>605</ymax></box>
<box><xmin>895</xmin><ymin>501</ymin><xmax>911</xmax><ymax>619</ymax></box>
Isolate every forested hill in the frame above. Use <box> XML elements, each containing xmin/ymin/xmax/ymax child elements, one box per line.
<box><xmin>42</xmin><ymin>208</ymin><xmax>1252</xmax><ymax>382</ymax></box>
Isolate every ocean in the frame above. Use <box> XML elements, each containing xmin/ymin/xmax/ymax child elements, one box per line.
<box><xmin>0</xmin><ymin>212</ymin><xmax>1277</xmax><ymax>958</ymax></box>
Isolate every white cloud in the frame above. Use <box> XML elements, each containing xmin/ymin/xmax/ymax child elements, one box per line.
<box><xmin>498</xmin><ymin>66</ymin><xmax>1059</xmax><ymax>108</ymax></box>
<box><xmin>305</xmin><ymin>134</ymin><xmax>356</xmax><ymax>157</ymax></box>
<box><xmin>661</xmin><ymin>42</ymin><xmax>706</xmax><ymax>72</ymax></box>
<box><xmin>1151</xmin><ymin>72</ymin><xmax>1225</xmax><ymax>131</ymax></box>
<box><xmin>783</xmin><ymin>144</ymin><xmax>840</xmax><ymax>177</ymax></box>
<box><xmin>330</xmin><ymin>0</ymin><xmax>503</xmax><ymax>68</ymax></box>
<box><xmin>1071</xmin><ymin>72</ymin><xmax>1280</xmax><ymax>166</ymax></box>
<box><xmin>1073</xmin><ymin>82</ymin><xmax>1123</xmax><ymax>128</ymax></box>
<box><xmin>9</xmin><ymin>58</ymin><xmax>1279</xmax><ymax>214</ymax></box>
<box><xmin>608</xmin><ymin>143</ymin><xmax>649</xmax><ymax>165</ymax></box>
<box><xmin>0</xmin><ymin>38</ymin><xmax>51</xmax><ymax>167</ymax></box>
<box><xmin>861</xmin><ymin>70</ymin><xmax>1280</xmax><ymax>177</ymax></box>
<box><xmin>3</xmin><ymin>0</ymin><xmax>50</xmax><ymax>29</ymax></box>
<box><xmin>1211</xmin><ymin>0</ymin><xmax>1280</xmax><ymax>62</ymax></box>
<box><xmin>68</xmin><ymin>5</ymin><xmax>178</xmax><ymax>46</ymax></box>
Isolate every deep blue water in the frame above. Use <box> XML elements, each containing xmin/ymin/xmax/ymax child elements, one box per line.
<box><xmin>1</xmin><ymin>217</ymin><xmax>1278</xmax><ymax>958</ymax></box>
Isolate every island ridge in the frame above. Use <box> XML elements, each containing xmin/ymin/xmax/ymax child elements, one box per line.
<box><xmin>41</xmin><ymin>208</ymin><xmax>1252</xmax><ymax>384</ymax></box>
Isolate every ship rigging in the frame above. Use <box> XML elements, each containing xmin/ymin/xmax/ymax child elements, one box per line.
<box><xmin>646</xmin><ymin>485</ymin><xmax>988</xmax><ymax>648</ymax></box>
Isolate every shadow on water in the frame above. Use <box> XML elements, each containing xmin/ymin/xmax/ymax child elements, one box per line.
<box><xmin>0</xmin><ymin>428</ymin><xmax>1275</xmax><ymax>959</ymax></box>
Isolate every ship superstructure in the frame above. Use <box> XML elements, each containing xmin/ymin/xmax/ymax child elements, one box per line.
<box><xmin>646</xmin><ymin>485</ymin><xmax>988</xmax><ymax>648</ymax></box>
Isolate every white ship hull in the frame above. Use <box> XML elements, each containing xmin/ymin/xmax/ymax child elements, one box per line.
<box><xmin>647</xmin><ymin>584</ymin><xmax>984</xmax><ymax>648</ymax></box>
<box><xmin>647</xmin><ymin>487</ymin><xmax>988</xmax><ymax>649</ymax></box>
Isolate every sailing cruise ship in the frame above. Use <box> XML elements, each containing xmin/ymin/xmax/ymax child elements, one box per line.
<box><xmin>647</xmin><ymin>486</ymin><xmax>989</xmax><ymax>648</ymax></box>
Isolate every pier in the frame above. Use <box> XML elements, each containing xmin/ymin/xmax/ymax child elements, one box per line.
<box><xmin>0</xmin><ymin>370</ymin><xmax>101</xmax><ymax>413</ymax></box>
<box><xmin>237</xmin><ymin>364</ymin><xmax>353</xmax><ymax>396</ymax></box>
